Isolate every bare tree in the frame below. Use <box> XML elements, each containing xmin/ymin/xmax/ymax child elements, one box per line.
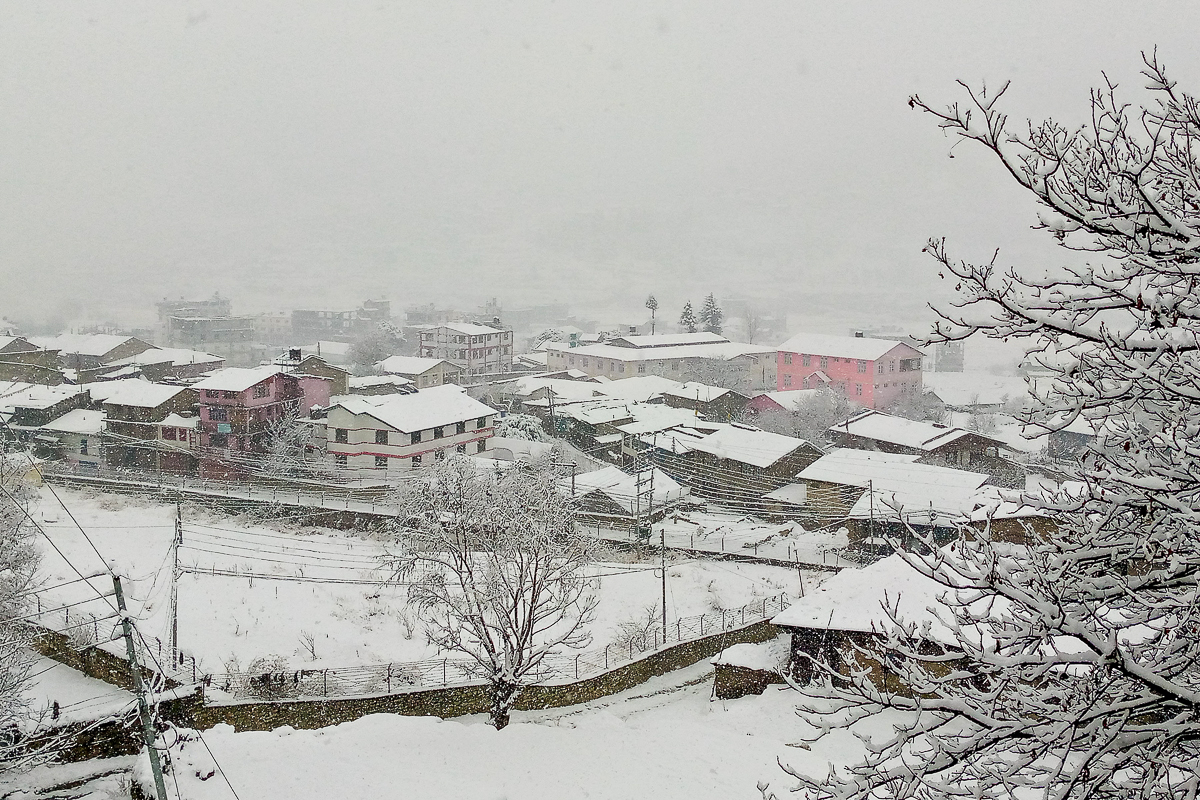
<box><xmin>746</xmin><ymin>387</ymin><xmax>858</xmax><ymax>445</ymax></box>
<box><xmin>0</xmin><ymin>450</ymin><xmax>44</xmax><ymax>773</ymax></box>
<box><xmin>259</xmin><ymin>408</ymin><xmax>324</xmax><ymax>480</ymax></box>
<box><xmin>382</xmin><ymin>457</ymin><xmax>598</xmax><ymax>729</ymax></box>
<box><xmin>777</xmin><ymin>55</ymin><xmax>1200</xmax><ymax>800</ymax></box>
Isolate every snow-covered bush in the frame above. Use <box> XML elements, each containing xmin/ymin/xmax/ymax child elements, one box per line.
<box><xmin>493</xmin><ymin>414</ymin><xmax>550</xmax><ymax>442</ymax></box>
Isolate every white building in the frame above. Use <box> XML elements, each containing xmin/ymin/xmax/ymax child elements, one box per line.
<box><xmin>325</xmin><ymin>384</ymin><xmax>498</xmax><ymax>473</ymax></box>
<box><xmin>419</xmin><ymin>322</ymin><xmax>514</xmax><ymax>376</ymax></box>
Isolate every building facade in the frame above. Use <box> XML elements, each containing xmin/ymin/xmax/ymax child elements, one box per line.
<box><xmin>544</xmin><ymin>333</ymin><xmax>776</xmax><ymax>390</ymax></box>
<box><xmin>776</xmin><ymin>332</ymin><xmax>923</xmax><ymax>410</ymax></box>
<box><xmin>419</xmin><ymin>323</ymin><xmax>514</xmax><ymax>377</ymax></box>
<box><xmin>193</xmin><ymin>368</ymin><xmax>308</xmax><ymax>477</ymax></box>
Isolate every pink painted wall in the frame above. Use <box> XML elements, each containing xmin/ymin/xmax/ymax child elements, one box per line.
<box><xmin>775</xmin><ymin>344</ymin><xmax>922</xmax><ymax>410</ymax></box>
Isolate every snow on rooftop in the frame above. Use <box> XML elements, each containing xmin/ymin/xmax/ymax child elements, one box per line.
<box><xmin>330</xmin><ymin>383</ymin><xmax>497</xmax><ymax>433</ymax></box>
<box><xmin>613</xmin><ymin>405</ymin><xmax>700</xmax><ymax>436</ymax></box>
<box><xmin>40</xmin><ymin>408</ymin><xmax>104</xmax><ymax>436</ymax></box>
<box><xmin>192</xmin><ymin>366</ymin><xmax>285</xmax><ymax>393</ymax></box>
<box><xmin>712</xmin><ymin>635</ymin><xmax>789</xmax><ymax>672</ymax></box>
<box><xmin>27</xmin><ymin>333</ymin><xmax>143</xmax><ymax>357</ymax></box>
<box><xmin>752</xmin><ymin>389</ymin><xmax>820</xmax><ymax>412</ymax></box>
<box><xmin>593</xmin><ymin>375</ymin><xmax>684</xmax><ymax>402</ymax></box>
<box><xmin>0</xmin><ymin>381</ymin><xmax>86</xmax><ymax>412</ymax></box>
<box><xmin>922</xmin><ymin>371</ymin><xmax>1030</xmax><ymax>408</ymax></box>
<box><xmin>569</xmin><ymin>465</ymin><xmax>687</xmax><ymax>513</ymax></box>
<box><xmin>686</xmin><ymin>424</ymin><xmax>813</xmax><ymax>469</ymax></box>
<box><xmin>607</xmin><ymin>332</ymin><xmax>728</xmax><ymax>349</ymax></box>
<box><xmin>376</xmin><ymin>355</ymin><xmax>457</xmax><ymax>375</ymax></box>
<box><xmin>777</xmin><ymin>332</ymin><xmax>920</xmax><ymax>361</ymax></box>
<box><xmin>108</xmin><ymin>347</ymin><xmax>223</xmax><ymax>368</ymax></box>
<box><xmin>161</xmin><ymin>412</ymin><xmax>199</xmax><ymax>429</ymax></box>
<box><xmin>348</xmin><ymin>374</ymin><xmax>414</xmax><ymax>388</ymax></box>
<box><xmin>771</xmin><ymin>554</ymin><xmax>957</xmax><ymax>645</ymax></box>
<box><xmin>762</xmin><ymin>483</ymin><xmax>808</xmax><ymax>505</ymax></box>
<box><xmin>435</xmin><ymin>322</ymin><xmax>506</xmax><ymax>336</ymax></box>
<box><xmin>662</xmin><ymin>381</ymin><xmax>737</xmax><ymax>403</ymax></box>
<box><xmin>92</xmin><ymin>379</ymin><xmax>191</xmax><ymax>408</ymax></box>
<box><xmin>545</xmin><ymin>340</ymin><xmax>774</xmax><ymax>362</ymax></box>
<box><xmin>832</xmin><ymin>409</ymin><xmax>993</xmax><ymax>452</ymax></box>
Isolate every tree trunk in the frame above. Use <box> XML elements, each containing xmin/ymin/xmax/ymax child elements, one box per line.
<box><xmin>488</xmin><ymin>678</ymin><xmax>521</xmax><ymax>730</ymax></box>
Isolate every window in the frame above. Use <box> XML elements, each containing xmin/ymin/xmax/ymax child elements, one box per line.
<box><xmin>568</xmin><ymin>356</ymin><xmax>575</xmax><ymax>366</ymax></box>
<box><xmin>210</xmin><ymin>434</ymin><xmax>227</xmax><ymax>447</ymax></box>
<box><xmin>253</xmin><ymin>383</ymin><xmax>269</xmax><ymax>398</ymax></box>
<box><xmin>209</xmin><ymin>406</ymin><xmax>228</xmax><ymax>422</ymax></box>
<box><xmin>434</xmin><ymin>426</ymin><xmax>444</xmax><ymax>439</ymax></box>
<box><xmin>637</xmin><ymin>364</ymin><xmax>646</xmax><ymax>374</ymax></box>
<box><xmin>375</xmin><ymin>455</ymin><xmax>387</xmax><ymax>468</ymax></box>
<box><xmin>334</xmin><ymin>428</ymin><xmax>348</xmax><ymax>443</ymax></box>
<box><xmin>783</xmin><ymin>375</ymin><xmax>793</xmax><ymax>387</ymax></box>
<box><xmin>435</xmin><ymin>449</ymin><xmax>446</xmax><ymax>461</ymax></box>
<box><xmin>223</xmin><ymin>391</ymin><xmax>238</xmax><ymax>399</ymax></box>
<box><xmin>205</xmin><ymin>389</ymin><xmax>219</xmax><ymax>398</ymax></box>
<box><xmin>877</xmin><ymin>363</ymin><xmax>884</xmax><ymax>374</ymax></box>
<box><xmin>412</xmin><ymin>454</ymin><xmax>422</xmax><ymax>466</ymax></box>
<box><xmin>375</xmin><ymin>430</ymin><xmax>388</xmax><ymax>445</ymax></box>
<box><xmin>618</xmin><ymin>364</ymin><xmax>625</xmax><ymax>373</ymax></box>
<box><xmin>162</xmin><ymin>428</ymin><xmax>176</xmax><ymax>440</ymax></box>
<box><xmin>477</xmin><ymin>441</ymin><xmax>486</xmax><ymax>453</ymax></box>
<box><xmin>783</xmin><ymin>353</ymin><xmax>792</xmax><ymax>365</ymax></box>
<box><xmin>671</xmin><ymin>361</ymin><xmax>680</xmax><ymax>371</ymax></box>
<box><xmin>456</xmin><ymin>421</ymin><xmax>466</xmax><ymax>435</ymax></box>
<box><xmin>819</xmin><ymin>356</ymin><xmax>829</xmax><ymax>370</ymax></box>
<box><xmin>456</xmin><ymin>443</ymin><xmax>466</xmax><ymax>454</ymax></box>
<box><xmin>803</xmin><ymin>376</ymin><xmax>811</xmax><ymax>389</ymax></box>
<box><xmin>477</xmin><ymin>416</ymin><xmax>487</xmax><ymax>428</ymax></box>
<box><xmin>802</xmin><ymin>354</ymin><xmax>811</xmax><ymax>367</ymax></box>
<box><xmin>857</xmin><ymin>360</ymin><xmax>867</xmax><ymax>373</ymax></box>
<box><xmin>334</xmin><ymin>454</ymin><xmax>347</xmax><ymax>468</ymax></box>
<box><xmin>855</xmin><ymin>383</ymin><xmax>863</xmax><ymax>396</ymax></box>
<box><xmin>581</xmin><ymin>358</ymin><xmax>589</xmax><ymax>367</ymax></box>
<box><xmin>889</xmin><ymin>361</ymin><xmax>895</xmax><ymax>372</ymax></box>
<box><xmin>80</xmin><ymin>438</ymin><xmax>88</xmax><ymax>455</ymax></box>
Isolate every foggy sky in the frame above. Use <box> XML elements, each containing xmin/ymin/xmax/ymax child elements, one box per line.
<box><xmin>2</xmin><ymin>1</ymin><xmax>1199</xmax><ymax>332</ymax></box>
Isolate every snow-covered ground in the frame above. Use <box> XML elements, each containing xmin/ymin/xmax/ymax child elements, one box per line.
<box><xmin>30</xmin><ymin>487</ymin><xmax>829</xmax><ymax>678</ymax></box>
<box><xmin>160</xmin><ymin>661</ymin><xmax>899</xmax><ymax>800</ymax></box>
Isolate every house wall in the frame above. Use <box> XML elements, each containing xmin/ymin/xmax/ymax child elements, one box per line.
<box><xmin>324</xmin><ymin>407</ymin><xmax>495</xmax><ymax>472</ymax></box>
<box><xmin>545</xmin><ymin>349</ymin><xmax>774</xmax><ymax>391</ymax></box>
<box><xmin>420</xmin><ymin>326</ymin><xmax>514</xmax><ymax>376</ymax></box>
<box><xmin>198</xmin><ymin>375</ymin><xmax>303</xmax><ymax>476</ymax></box>
<box><xmin>777</xmin><ymin>344</ymin><xmax>923</xmax><ymax>410</ymax></box>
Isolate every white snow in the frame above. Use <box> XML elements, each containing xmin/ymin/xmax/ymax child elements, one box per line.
<box><xmin>712</xmin><ymin>635</ymin><xmax>789</xmax><ymax>672</ymax></box>
<box><xmin>777</xmin><ymin>332</ymin><xmax>917</xmax><ymax>361</ymax></box>
<box><xmin>192</xmin><ymin>367</ymin><xmax>285</xmax><ymax>393</ymax></box>
<box><xmin>329</xmin><ymin>384</ymin><xmax>496</xmax><ymax>433</ymax></box>
<box><xmin>41</xmin><ymin>408</ymin><xmax>105</xmax><ymax>436</ymax></box>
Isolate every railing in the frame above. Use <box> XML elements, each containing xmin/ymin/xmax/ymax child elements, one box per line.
<box><xmin>198</xmin><ymin>592</ymin><xmax>790</xmax><ymax>701</ymax></box>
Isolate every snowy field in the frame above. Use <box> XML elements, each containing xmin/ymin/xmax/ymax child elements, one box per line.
<box><xmin>161</xmin><ymin>661</ymin><xmax>898</xmax><ymax>800</ymax></box>
<box><xmin>29</xmin><ymin>486</ymin><xmax>829</xmax><ymax>679</ymax></box>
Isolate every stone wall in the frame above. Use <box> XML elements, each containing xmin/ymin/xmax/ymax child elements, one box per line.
<box><xmin>193</xmin><ymin>620</ymin><xmax>781</xmax><ymax>733</ymax></box>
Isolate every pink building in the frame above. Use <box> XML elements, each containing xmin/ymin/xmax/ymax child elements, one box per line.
<box><xmin>776</xmin><ymin>333</ymin><xmax>923</xmax><ymax>410</ymax></box>
<box><xmin>193</xmin><ymin>366</ymin><xmax>329</xmax><ymax>478</ymax></box>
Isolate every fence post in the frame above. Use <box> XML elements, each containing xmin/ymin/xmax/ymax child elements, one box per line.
<box><xmin>677</xmin><ymin>620</ymin><xmax>681</xmax><ymax>641</ymax></box>
<box><xmin>605</xmin><ymin>646</ymin><xmax>609</xmax><ymax>669</ymax></box>
<box><xmin>323</xmin><ymin>670</ymin><xmax>328</xmax><ymax>696</ymax></box>
<box><xmin>742</xmin><ymin>608</ymin><xmax>745</xmax><ymax>625</ymax></box>
<box><xmin>443</xmin><ymin>659</ymin><xmax>447</xmax><ymax>686</ymax></box>
<box><xmin>575</xmin><ymin>654</ymin><xmax>579</xmax><ymax>680</ymax></box>
<box><xmin>192</xmin><ymin>656</ymin><xmax>196</xmax><ymax>683</ymax></box>
<box><xmin>387</xmin><ymin>664</ymin><xmax>392</xmax><ymax>693</ymax></box>
<box><xmin>700</xmin><ymin>615</ymin><xmax>703</xmax><ymax>636</ymax></box>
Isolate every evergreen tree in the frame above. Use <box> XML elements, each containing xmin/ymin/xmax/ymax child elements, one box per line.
<box><xmin>678</xmin><ymin>301</ymin><xmax>697</xmax><ymax>333</ymax></box>
<box><xmin>698</xmin><ymin>293</ymin><xmax>723</xmax><ymax>334</ymax></box>
<box><xmin>644</xmin><ymin>295</ymin><xmax>658</xmax><ymax>335</ymax></box>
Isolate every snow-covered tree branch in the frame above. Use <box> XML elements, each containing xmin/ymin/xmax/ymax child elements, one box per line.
<box><xmin>776</xmin><ymin>55</ymin><xmax>1200</xmax><ymax>800</ymax></box>
<box><xmin>381</xmin><ymin>457</ymin><xmax>598</xmax><ymax>729</ymax></box>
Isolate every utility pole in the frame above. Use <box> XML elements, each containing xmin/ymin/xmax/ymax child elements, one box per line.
<box><xmin>113</xmin><ymin>574</ymin><xmax>169</xmax><ymax>800</ymax></box>
<box><xmin>868</xmin><ymin>479</ymin><xmax>875</xmax><ymax>544</ymax></box>
<box><xmin>660</xmin><ymin>524</ymin><xmax>667</xmax><ymax>637</ymax></box>
<box><xmin>547</xmin><ymin>388</ymin><xmax>557</xmax><ymax>438</ymax></box>
<box><xmin>170</xmin><ymin>502</ymin><xmax>181</xmax><ymax>667</ymax></box>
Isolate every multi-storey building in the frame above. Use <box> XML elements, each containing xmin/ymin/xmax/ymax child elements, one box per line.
<box><xmin>776</xmin><ymin>332</ymin><xmax>924</xmax><ymax>410</ymax></box>
<box><xmin>90</xmin><ymin>380</ymin><xmax>199</xmax><ymax>473</ymax></box>
<box><xmin>324</xmin><ymin>384</ymin><xmax>497</xmax><ymax>473</ymax></box>
<box><xmin>192</xmin><ymin>367</ymin><xmax>309</xmax><ymax>477</ymax></box>
<box><xmin>543</xmin><ymin>333</ymin><xmax>776</xmax><ymax>390</ymax></box>
<box><xmin>419</xmin><ymin>322</ymin><xmax>513</xmax><ymax>377</ymax></box>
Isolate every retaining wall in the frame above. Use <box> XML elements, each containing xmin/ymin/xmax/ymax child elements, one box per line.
<box><xmin>192</xmin><ymin>620</ymin><xmax>781</xmax><ymax>732</ymax></box>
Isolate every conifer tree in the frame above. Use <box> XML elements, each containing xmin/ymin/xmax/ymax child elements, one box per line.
<box><xmin>678</xmin><ymin>301</ymin><xmax>697</xmax><ymax>333</ymax></box>
<box><xmin>698</xmin><ymin>293</ymin><xmax>723</xmax><ymax>335</ymax></box>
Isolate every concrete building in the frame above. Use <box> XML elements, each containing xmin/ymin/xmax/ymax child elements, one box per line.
<box><xmin>419</xmin><ymin>322</ymin><xmax>514</xmax><ymax>377</ymax></box>
<box><xmin>192</xmin><ymin>367</ymin><xmax>308</xmax><ymax>478</ymax></box>
<box><xmin>40</xmin><ymin>409</ymin><xmax>105</xmax><ymax>471</ymax></box>
<box><xmin>324</xmin><ymin>384</ymin><xmax>497</xmax><ymax>473</ymax></box>
<box><xmin>376</xmin><ymin>355</ymin><xmax>463</xmax><ymax>388</ymax></box>
<box><xmin>91</xmin><ymin>381</ymin><xmax>199</xmax><ymax>473</ymax></box>
<box><xmin>0</xmin><ymin>336</ymin><xmax>64</xmax><ymax>385</ymax></box>
<box><xmin>776</xmin><ymin>332</ymin><xmax>924</xmax><ymax>410</ymax></box>
<box><xmin>544</xmin><ymin>333</ymin><xmax>776</xmax><ymax>390</ymax></box>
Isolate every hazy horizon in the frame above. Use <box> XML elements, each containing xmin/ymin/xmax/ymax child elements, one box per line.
<box><xmin>4</xmin><ymin>2</ymin><xmax>1199</xmax><ymax>338</ymax></box>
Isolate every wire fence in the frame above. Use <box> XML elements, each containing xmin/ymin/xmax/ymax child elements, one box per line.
<box><xmin>190</xmin><ymin>592</ymin><xmax>790</xmax><ymax>701</ymax></box>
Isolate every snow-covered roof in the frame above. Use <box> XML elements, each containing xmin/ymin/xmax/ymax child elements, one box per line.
<box><xmin>593</xmin><ymin>375</ymin><xmax>684</xmax><ymax>402</ymax></box>
<box><xmin>161</xmin><ymin>412</ymin><xmax>200</xmax><ymax>429</ymax></box>
<box><xmin>376</xmin><ymin>355</ymin><xmax>460</xmax><ymax>376</ymax></box>
<box><xmin>662</xmin><ymin>381</ymin><xmax>739</xmax><ymax>403</ymax></box>
<box><xmin>41</xmin><ymin>409</ymin><xmax>104</xmax><ymax>436</ymax></box>
<box><xmin>922</xmin><ymin>371</ymin><xmax>1030</xmax><ymax>408</ymax></box>
<box><xmin>433</xmin><ymin>322</ymin><xmax>506</xmax><ymax>336</ymax></box>
<box><xmin>348</xmin><ymin>375</ymin><xmax>414</xmax><ymax>388</ymax></box>
<box><xmin>799</xmin><ymin>448</ymin><xmax>988</xmax><ymax>521</ymax></box>
<box><xmin>777</xmin><ymin>332</ymin><xmax>921</xmax><ymax>361</ymax></box>
<box><xmin>613</xmin><ymin>405</ymin><xmax>700</xmax><ymax>436</ymax></box>
<box><xmin>771</xmin><ymin>554</ymin><xmax>957</xmax><ymax>645</ymax></box>
<box><xmin>192</xmin><ymin>367</ymin><xmax>286</xmax><ymax>393</ymax></box>
<box><xmin>108</xmin><ymin>348</ymin><xmax>224</xmax><ymax>368</ymax></box>
<box><xmin>568</xmin><ymin>465</ymin><xmax>687</xmax><ymax>513</ymax></box>
<box><xmin>832</xmin><ymin>409</ymin><xmax>999</xmax><ymax>452</ymax></box>
<box><xmin>607</xmin><ymin>332</ymin><xmax>728</xmax><ymax>349</ymax></box>
<box><xmin>27</xmin><ymin>333</ymin><xmax>144</xmax><ymax>357</ymax></box>
<box><xmin>751</xmin><ymin>389</ymin><xmax>820</xmax><ymax>412</ymax></box>
<box><xmin>329</xmin><ymin>384</ymin><xmax>497</xmax><ymax>433</ymax></box>
<box><xmin>712</xmin><ymin>636</ymin><xmax>789</xmax><ymax>671</ymax></box>
<box><xmin>0</xmin><ymin>381</ymin><xmax>86</xmax><ymax>413</ymax></box>
<box><xmin>557</xmin><ymin>400</ymin><xmax>637</xmax><ymax>426</ymax></box>
<box><xmin>762</xmin><ymin>483</ymin><xmax>808</xmax><ymax>505</ymax></box>
<box><xmin>93</xmin><ymin>380</ymin><xmax>192</xmax><ymax>409</ymax></box>
<box><xmin>685</xmin><ymin>424</ymin><xmax>814</xmax><ymax>469</ymax></box>
<box><xmin>545</xmin><ymin>340</ymin><xmax>775</xmax><ymax>363</ymax></box>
